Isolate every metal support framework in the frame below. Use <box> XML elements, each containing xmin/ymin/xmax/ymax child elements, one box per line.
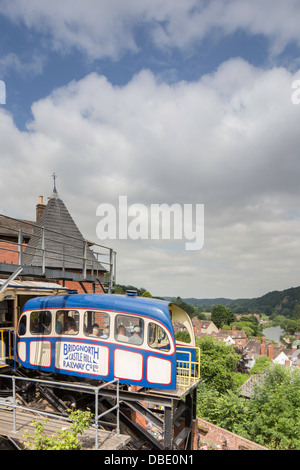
<box><xmin>17</xmin><ymin>230</ymin><xmax>23</xmax><ymax>266</ymax></box>
<box><xmin>0</xmin><ymin>361</ymin><xmax>200</xmax><ymax>450</ymax></box>
<box><xmin>164</xmin><ymin>406</ymin><xmax>173</xmax><ymax>449</ymax></box>
<box><xmin>0</xmin><ymin>373</ymin><xmax>121</xmax><ymax>450</ymax></box>
<box><xmin>51</xmin><ymin>379</ymin><xmax>201</xmax><ymax>450</ymax></box>
<box><xmin>0</xmin><ymin>267</ymin><xmax>23</xmax><ymax>295</ymax></box>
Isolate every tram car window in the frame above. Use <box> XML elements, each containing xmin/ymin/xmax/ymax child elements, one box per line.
<box><xmin>30</xmin><ymin>311</ymin><xmax>52</xmax><ymax>335</ymax></box>
<box><xmin>115</xmin><ymin>314</ymin><xmax>144</xmax><ymax>345</ymax></box>
<box><xmin>56</xmin><ymin>310</ymin><xmax>79</xmax><ymax>335</ymax></box>
<box><xmin>18</xmin><ymin>315</ymin><xmax>27</xmax><ymax>336</ymax></box>
<box><xmin>84</xmin><ymin>311</ymin><xmax>110</xmax><ymax>339</ymax></box>
<box><xmin>148</xmin><ymin>322</ymin><xmax>171</xmax><ymax>351</ymax></box>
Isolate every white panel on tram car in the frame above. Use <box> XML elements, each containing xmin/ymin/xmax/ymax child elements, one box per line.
<box><xmin>55</xmin><ymin>342</ymin><xmax>109</xmax><ymax>377</ymax></box>
<box><xmin>17</xmin><ymin>342</ymin><xmax>26</xmax><ymax>363</ymax></box>
<box><xmin>30</xmin><ymin>341</ymin><xmax>51</xmax><ymax>367</ymax></box>
<box><xmin>147</xmin><ymin>356</ymin><xmax>172</xmax><ymax>385</ymax></box>
<box><xmin>114</xmin><ymin>349</ymin><xmax>143</xmax><ymax>381</ymax></box>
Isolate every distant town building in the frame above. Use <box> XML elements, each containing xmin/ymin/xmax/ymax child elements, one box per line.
<box><xmin>192</xmin><ymin>318</ymin><xmax>218</xmax><ymax>337</ymax></box>
<box><xmin>215</xmin><ymin>325</ymin><xmax>247</xmax><ymax>348</ymax></box>
<box><xmin>242</xmin><ymin>337</ymin><xmax>300</xmax><ymax>369</ymax></box>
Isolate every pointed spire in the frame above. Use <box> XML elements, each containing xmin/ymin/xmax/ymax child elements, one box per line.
<box><xmin>52</xmin><ymin>172</ymin><xmax>57</xmax><ymax>190</ymax></box>
<box><xmin>23</xmin><ymin>184</ymin><xmax>105</xmax><ymax>272</ymax></box>
<box><xmin>51</xmin><ymin>172</ymin><xmax>58</xmax><ymax>198</ymax></box>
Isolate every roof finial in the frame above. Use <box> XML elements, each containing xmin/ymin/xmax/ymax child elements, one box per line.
<box><xmin>51</xmin><ymin>172</ymin><xmax>59</xmax><ymax>198</ymax></box>
<box><xmin>52</xmin><ymin>172</ymin><xmax>57</xmax><ymax>192</ymax></box>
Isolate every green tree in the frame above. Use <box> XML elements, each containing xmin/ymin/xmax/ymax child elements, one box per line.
<box><xmin>196</xmin><ymin>336</ymin><xmax>240</xmax><ymax>393</ymax></box>
<box><xmin>197</xmin><ymin>365</ymin><xmax>300</xmax><ymax>450</ymax></box>
<box><xmin>197</xmin><ymin>384</ymin><xmax>250</xmax><ymax>437</ymax></box>
<box><xmin>231</xmin><ymin>320</ymin><xmax>257</xmax><ymax>338</ymax></box>
<box><xmin>293</xmin><ymin>304</ymin><xmax>300</xmax><ymax>320</ymax></box>
<box><xmin>211</xmin><ymin>304</ymin><xmax>235</xmax><ymax>329</ymax></box>
<box><xmin>172</xmin><ymin>297</ymin><xmax>196</xmax><ymax>318</ymax></box>
<box><xmin>142</xmin><ymin>290</ymin><xmax>152</xmax><ymax>297</ymax></box>
<box><xmin>175</xmin><ymin>330</ymin><xmax>191</xmax><ymax>343</ymax></box>
<box><xmin>271</xmin><ymin>314</ymin><xmax>287</xmax><ymax>327</ymax></box>
<box><xmin>193</xmin><ymin>308</ymin><xmax>206</xmax><ymax>320</ymax></box>
<box><xmin>247</xmin><ymin>366</ymin><xmax>300</xmax><ymax>449</ymax></box>
<box><xmin>249</xmin><ymin>355</ymin><xmax>272</xmax><ymax>376</ymax></box>
<box><xmin>24</xmin><ymin>408</ymin><xmax>93</xmax><ymax>450</ymax></box>
<box><xmin>285</xmin><ymin>319</ymin><xmax>300</xmax><ymax>335</ymax></box>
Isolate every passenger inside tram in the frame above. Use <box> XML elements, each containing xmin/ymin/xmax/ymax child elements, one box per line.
<box><xmin>116</xmin><ymin>325</ymin><xmax>128</xmax><ymax>342</ymax></box>
<box><xmin>128</xmin><ymin>325</ymin><xmax>143</xmax><ymax>345</ymax></box>
<box><xmin>64</xmin><ymin>316</ymin><xmax>78</xmax><ymax>334</ymax></box>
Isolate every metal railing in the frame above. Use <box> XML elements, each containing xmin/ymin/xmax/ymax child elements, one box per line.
<box><xmin>0</xmin><ymin>214</ymin><xmax>116</xmax><ymax>292</ymax></box>
<box><xmin>0</xmin><ymin>373</ymin><xmax>120</xmax><ymax>449</ymax></box>
<box><xmin>176</xmin><ymin>346</ymin><xmax>200</xmax><ymax>391</ymax></box>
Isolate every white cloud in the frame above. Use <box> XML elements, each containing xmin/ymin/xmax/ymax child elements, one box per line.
<box><xmin>1</xmin><ymin>58</ymin><xmax>300</xmax><ymax>297</ymax></box>
<box><xmin>0</xmin><ymin>52</ymin><xmax>46</xmax><ymax>78</ymax></box>
<box><xmin>1</xmin><ymin>0</ymin><xmax>300</xmax><ymax>60</ymax></box>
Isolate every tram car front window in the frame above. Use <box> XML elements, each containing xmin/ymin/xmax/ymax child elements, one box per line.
<box><xmin>18</xmin><ymin>315</ymin><xmax>27</xmax><ymax>336</ymax></box>
<box><xmin>148</xmin><ymin>322</ymin><xmax>171</xmax><ymax>351</ymax></box>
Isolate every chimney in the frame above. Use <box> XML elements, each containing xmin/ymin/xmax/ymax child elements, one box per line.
<box><xmin>268</xmin><ymin>344</ymin><xmax>274</xmax><ymax>360</ymax></box>
<box><xmin>194</xmin><ymin>321</ymin><xmax>201</xmax><ymax>336</ymax></box>
<box><xmin>260</xmin><ymin>337</ymin><xmax>266</xmax><ymax>356</ymax></box>
<box><xmin>36</xmin><ymin>195</ymin><xmax>46</xmax><ymax>221</ymax></box>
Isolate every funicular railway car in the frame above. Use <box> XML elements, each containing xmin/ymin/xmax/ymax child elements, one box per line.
<box><xmin>16</xmin><ymin>292</ymin><xmax>200</xmax><ymax>390</ymax></box>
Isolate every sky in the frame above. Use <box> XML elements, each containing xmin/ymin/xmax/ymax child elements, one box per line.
<box><xmin>1</xmin><ymin>1</ymin><xmax>300</xmax><ymax>300</ymax></box>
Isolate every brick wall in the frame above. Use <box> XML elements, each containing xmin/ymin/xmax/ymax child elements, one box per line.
<box><xmin>0</xmin><ymin>240</ymin><xmax>23</xmax><ymax>264</ymax></box>
<box><xmin>57</xmin><ymin>280</ymin><xmax>104</xmax><ymax>294</ymax></box>
<box><xmin>0</xmin><ymin>241</ymin><xmax>104</xmax><ymax>296</ymax></box>
<box><xmin>197</xmin><ymin>418</ymin><xmax>268</xmax><ymax>450</ymax></box>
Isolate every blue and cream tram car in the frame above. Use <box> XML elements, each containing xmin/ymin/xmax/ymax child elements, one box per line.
<box><xmin>16</xmin><ymin>293</ymin><xmax>199</xmax><ymax>390</ymax></box>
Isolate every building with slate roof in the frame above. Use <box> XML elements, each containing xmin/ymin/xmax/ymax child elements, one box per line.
<box><xmin>22</xmin><ymin>186</ymin><xmax>105</xmax><ymax>274</ymax></box>
<box><xmin>0</xmin><ymin>181</ymin><xmax>116</xmax><ymax>301</ymax></box>
<box><xmin>242</xmin><ymin>337</ymin><xmax>300</xmax><ymax>370</ymax></box>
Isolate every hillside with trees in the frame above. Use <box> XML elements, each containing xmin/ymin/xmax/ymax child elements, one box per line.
<box><xmin>183</xmin><ymin>286</ymin><xmax>300</xmax><ymax>317</ymax></box>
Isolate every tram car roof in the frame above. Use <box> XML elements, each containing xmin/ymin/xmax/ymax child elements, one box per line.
<box><xmin>22</xmin><ymin>293</ymin><xmax>176</xmax><ymax>331</ymax></box>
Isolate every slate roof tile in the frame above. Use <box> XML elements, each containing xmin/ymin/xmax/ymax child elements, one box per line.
<box><xmin>23</xmin><ymin>189</ymin><xmax>105</xmax><ymax>272</ymax></box>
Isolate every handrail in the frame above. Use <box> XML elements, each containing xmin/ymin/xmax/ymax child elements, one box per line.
<box><xmin>0</xmin><ymin>373</ymin><xmax>120</xmax><ymax>449</ymax></box>
<box><xmin>176</xmin><ymin>345</ymin><xmax>200</xmax><ymax>391</ymax></box>
<box><xmin>0</xmin><ymin>214</ymin><xmax>117</xmax><ymax>291</ymax></box>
